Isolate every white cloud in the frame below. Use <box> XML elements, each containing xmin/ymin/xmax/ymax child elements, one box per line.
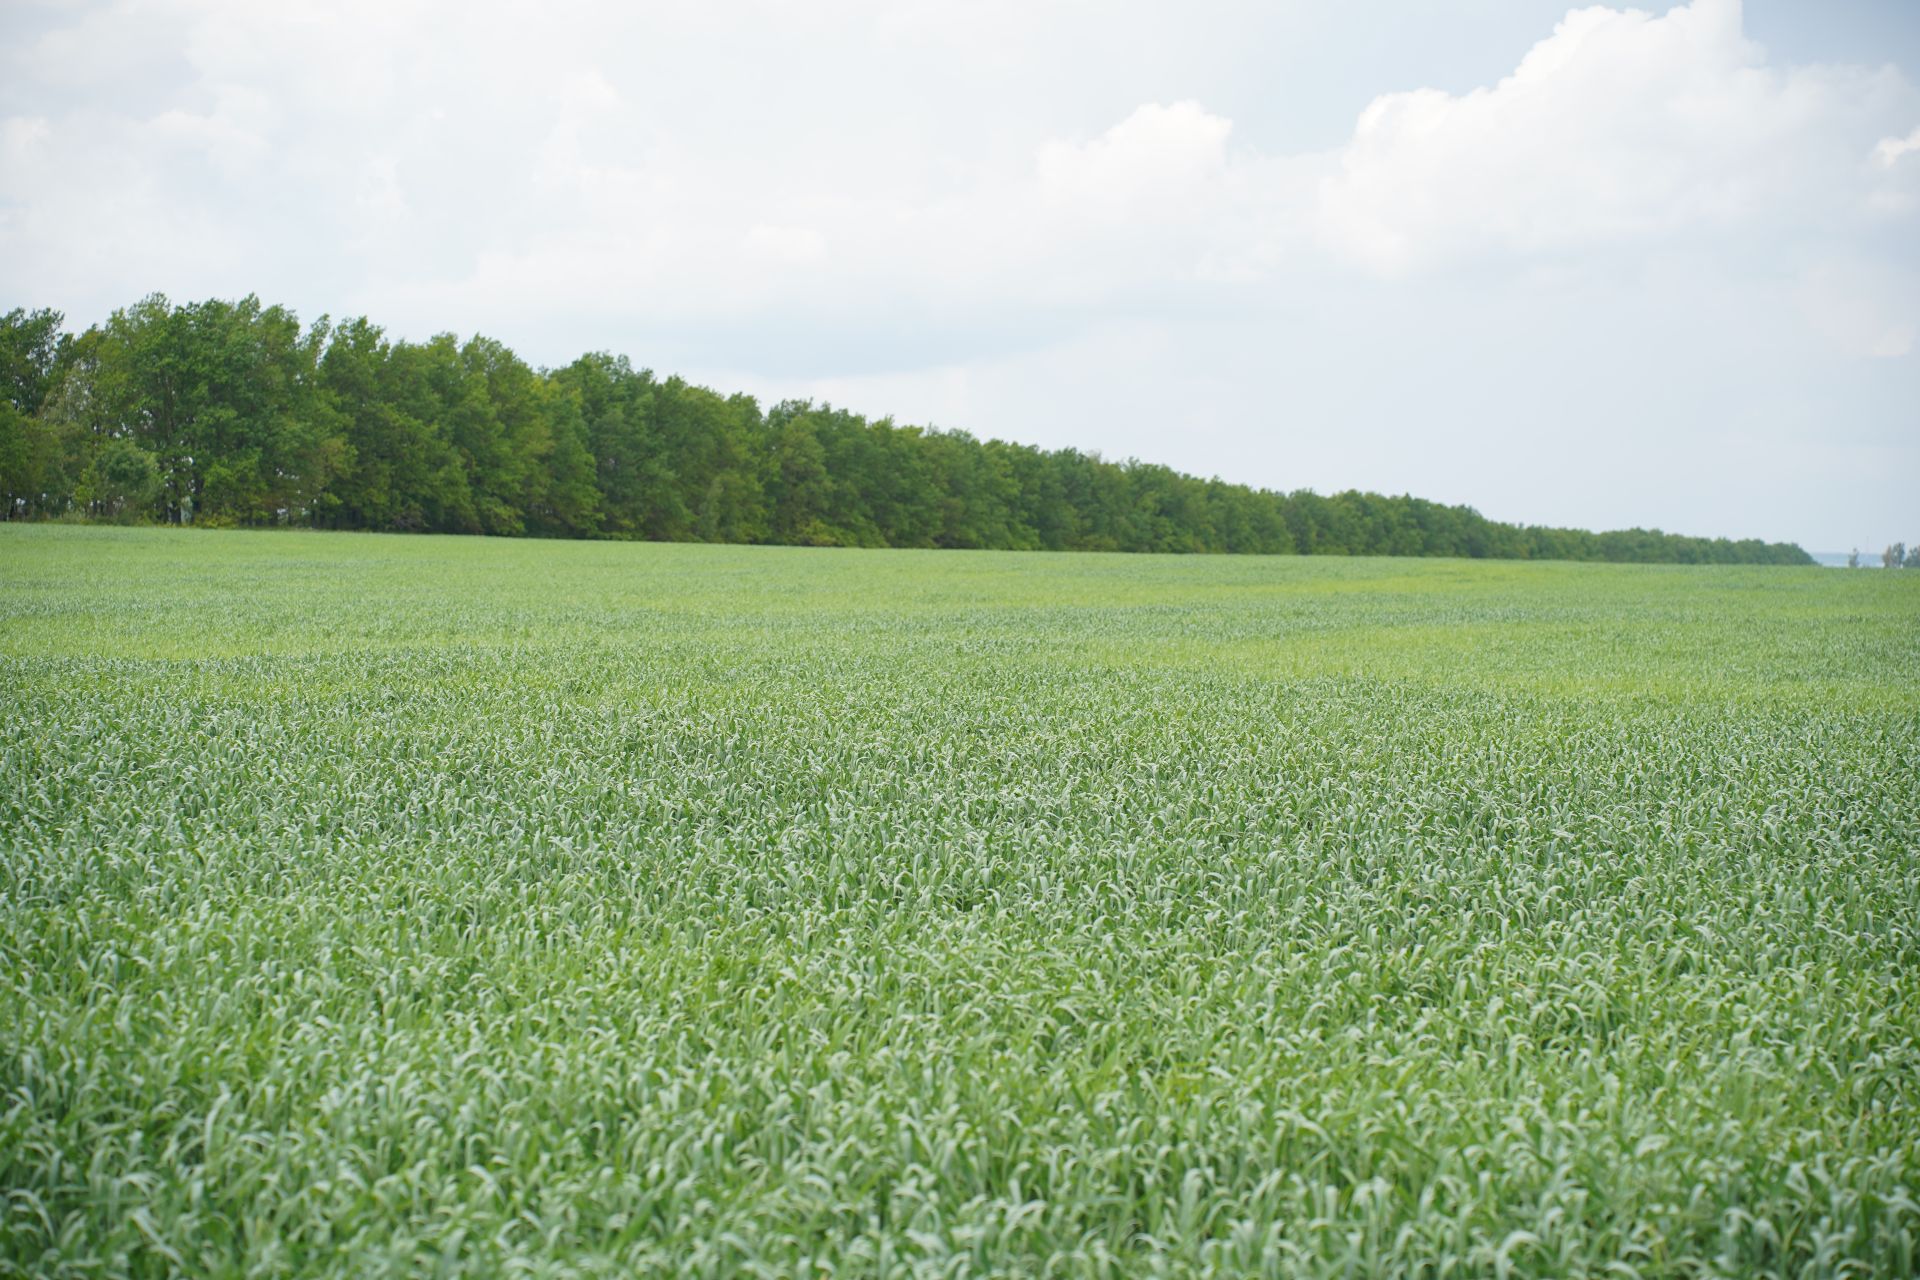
<box><xmin>0</xmin><ymin>0</ymin><xmax>1916</xmax><ymax>545</ymax></box>
<box><xmin>3</xmin><ymin>0</ymin><xmax>1912</xmax><ymax>331</ymax></box>
<box><xmin>1799</xmin><ymin>261</ymin><xmax>1919</xmax><ymax>360</ymax></box>
<box><xmin>1874</xmin><ymin>125</ymin><xmax>1920</xmax><ymax>168</ymax></box>
<box><xmin>1869</xmin><ymin>326</ymin><xmax>1914</xmax><ymax>359</ymax></box>
<box><xmin>1315</xmin><ymin>0</ymin><xmax>1914</xmax><ymax>272</ymax></box>
<box><xmin>1</xmin><ymin>114</ymin><xmax>50</xmax><ymax>161</ymax></box>
<box><xmin>743</xmin><ymin>225</ymin><xmax>828</xmax><ymax>266</ymax></box>
<box><xmin>1036</xmin><ymin>101</ymin><xmax>1232</xmax><ymax>209</ymax></box>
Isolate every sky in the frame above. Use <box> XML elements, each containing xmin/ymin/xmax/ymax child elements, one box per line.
<box><xmin>2</xmin><ymin>0</ymin><xmax>1916</xmax><ymax>552</ymax></box>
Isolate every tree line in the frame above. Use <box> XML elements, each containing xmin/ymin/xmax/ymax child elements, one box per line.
<box><xmin>1</xmin><ymin>296</ymin><xmax>1812</xmax><ymax>565</ymax></box>
<box><xmin>1860</xmin><ymin>544</ymin><xmax>1920</xmax><ymax>569</ymax></box>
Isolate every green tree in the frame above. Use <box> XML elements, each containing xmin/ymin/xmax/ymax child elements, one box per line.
<box><xmin>79</xmin><ymin>437</ymin><xmax>161</xmax><ymax>521</ymax></box>
<box><xmin>0</xmin><ymin>308</ymin><xmax>68</xmax><ymax>518</ymax></box>
<box><xmin>0</xmin><ymin>290</ymin><xmax>1820</xmax><ymax>567</ymax></box>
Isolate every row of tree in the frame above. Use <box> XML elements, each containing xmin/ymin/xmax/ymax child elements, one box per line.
<box><xmin>1856</xmin><ymin>544</ymin><xmax>1920</xmax><ymax>568</ymax></box>
<box><xmin>1</xmin><ymin>296</ymin><xmax>1812</xmax><ymax>564</ymax></box>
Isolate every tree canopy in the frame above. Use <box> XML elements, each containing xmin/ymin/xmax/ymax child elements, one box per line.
<box><xmin>0</xmin><ymin>296</ymin><xmax>1813</xmax><ymax>565</ymax></box>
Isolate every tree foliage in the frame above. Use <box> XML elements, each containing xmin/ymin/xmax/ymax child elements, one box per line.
<box><xmin>0</xmin><ymin>295</ymin><xmax>1815</xmax><ymax>565</ymax></box>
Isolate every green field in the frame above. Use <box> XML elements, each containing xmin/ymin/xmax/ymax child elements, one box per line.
<box><xmin>3</xmin><ymin>525</ymin><xmax>1918</xmax><ymax>1278</ymax></box>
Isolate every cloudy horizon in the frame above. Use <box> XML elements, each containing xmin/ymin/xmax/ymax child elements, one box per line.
<box><xmin>4</xmin><ymin>0</ymin><xmax>1916</xmax><ymax>552</ymax></box>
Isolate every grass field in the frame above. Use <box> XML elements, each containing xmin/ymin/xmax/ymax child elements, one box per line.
<box><xmin>3</xmin><ymin>524</ymin><xmax>1918</xmax><ymax>1278</ymax></box>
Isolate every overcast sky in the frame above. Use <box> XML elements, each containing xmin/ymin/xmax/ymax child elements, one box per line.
<box><xmin>3</xmin><ymin>0</ymin><xmax>1916</xmax><ymax>551</ymax></box>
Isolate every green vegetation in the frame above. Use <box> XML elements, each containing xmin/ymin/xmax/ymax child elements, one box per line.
<box><xmin>3</xmin><ymin>525</ymin><xmax>1913</xmax><ymax>1278</ymax></box>
<box><xmin>0</xmin><ymin>300</ymin><xmax>1811</xmax><ymax>564</ymax></box>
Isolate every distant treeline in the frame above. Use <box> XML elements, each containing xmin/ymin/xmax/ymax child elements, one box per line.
<box><xmin>1</xmin><ymin>296</ymin><xmax>1811</xmax><ymax>564</ymax></box>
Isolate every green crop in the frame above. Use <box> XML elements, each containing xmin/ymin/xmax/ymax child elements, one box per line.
<box><xmin>2</xmin><ymin>524</ymin><xmax>1917</xmax><ymax>1278</ymax></box>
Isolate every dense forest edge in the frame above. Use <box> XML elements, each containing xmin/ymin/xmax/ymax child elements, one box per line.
<box><xmin>1</xmin><ymin>297</ymin><xmax>1811</xmax><ymax>564</ymax></box>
